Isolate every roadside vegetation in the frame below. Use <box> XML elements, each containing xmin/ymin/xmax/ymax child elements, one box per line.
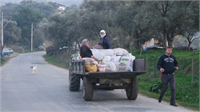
<box><xmin>43</xmin><ymin>53</ymin><xmax>71</xmax><ymax>69</ymax></box>
<box><xmin>43</xmin><ymin>49</ymin><xmax>199</xmax><ymax>110</ymax></box>
<box><xmin>0</xmin><ymin>53</ymin><xmax>16</xmax><ymax>66</ymax></box>
<box><xmin>0</xmin><ymin>57</ymin><xmax>8</xmax><ymax>66</ymax></box>
<box><xmin>132</xmin><ymin>49</ymin><xmax>199</xmax><ymax>110</ymax></box>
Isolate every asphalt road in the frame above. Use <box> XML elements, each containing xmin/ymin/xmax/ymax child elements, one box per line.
<box><xmin>0</xmin><ymin>51</ymin><xmax>195</xmax><ymax>112</ymax></box>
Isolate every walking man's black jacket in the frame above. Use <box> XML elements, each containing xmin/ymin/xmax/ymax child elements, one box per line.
<box><xmin>157</xmin><ymin>53</ymin><xmax>178</xmax><ymax>74</ymax></box>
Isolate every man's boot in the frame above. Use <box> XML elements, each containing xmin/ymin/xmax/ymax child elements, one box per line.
<box><xmin>158</xmin><ymin>97</ymin><xmax>162</xmax><ymax>103</ymax></box>
<box><xmin>170</xmin><ymin>102</ymin><xmax>178</xmax><ymax>107</ymax></box>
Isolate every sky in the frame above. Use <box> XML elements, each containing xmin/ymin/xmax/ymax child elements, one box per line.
<box><xmin>0</xmin><ymin>0</ymin><xmax>83</xmax><ymax>6</ymax></box>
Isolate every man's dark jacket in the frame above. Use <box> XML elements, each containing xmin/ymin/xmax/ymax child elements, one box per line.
<box><xmin>157</xmin><ymin>53</ymin><xmax>178</xmax><ymax>74</ymax></box>
<box><xmin>98</xmin><ymin>35</ymin><xmax>112</xmax><ymax>49</ymax></box>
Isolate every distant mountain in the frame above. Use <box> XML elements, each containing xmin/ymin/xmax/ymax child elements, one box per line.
<box><xmin>0</xmin><ymin>0</ymin><xmax>83</xmax><ymax>6</ymax></box>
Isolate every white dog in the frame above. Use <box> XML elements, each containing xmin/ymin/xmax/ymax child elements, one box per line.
<box><xmin>30</xmin><ymin>65</ymin><xmax>37</xmax><ymax>74</ymax></box>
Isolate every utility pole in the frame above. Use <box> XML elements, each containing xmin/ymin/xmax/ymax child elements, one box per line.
<box><xmin>1</xmin><ymin>12</ymin><xmax>3</xmax><ymax>48</ymax></box>
<box><xmin>31</xmin><ymin>23</ymin><xmax>33</xmax><ymax>51</ymax></box>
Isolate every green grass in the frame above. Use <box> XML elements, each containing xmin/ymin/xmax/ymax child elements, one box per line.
<box><xmin>131</xmin><ymin>49</ymin><xmax>199</xmax><ymax>110</ymax></box>
<box><xmin>0</xmin><ymin>57</ymin><xmax>9</xmax><ymax>66</ymax></box>
<box><xmin>43</xmin><ymin>54</ymin><xmax>71</xmax><ymax>69</ymax></box>
<box><xmin>0</xmin><ymin>58</ymin><xmax>6</xmax><ymax>65</ymax></box>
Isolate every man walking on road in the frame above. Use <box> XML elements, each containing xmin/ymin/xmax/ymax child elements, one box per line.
<box><xmin>157</xmin><ymin>46</ymin><xmax>179</xmax><ymax>107</ymax></box>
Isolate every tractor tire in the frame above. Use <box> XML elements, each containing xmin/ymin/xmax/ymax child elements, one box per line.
<box><xmin>82</xmin><ymin>76</ymin><xmax>94</xmax><ymax>101</ymax></box>
<box><xmin>126</xmin><ymin>77</ymin><xmax>138</xmax><ymax>100</ymax></box>
<box><xmin>69</xmin><ymin>73</ymin><xmax>80</xmax><ymax>91</ymax></box>
<box><xmin>69</xmin><ymin>66</ymin><xmax>71</xmax><ymax>85</ymax></box>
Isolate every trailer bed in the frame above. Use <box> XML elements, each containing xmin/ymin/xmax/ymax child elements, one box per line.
<box><xmin>82</xmin><ymin>71</ymin><xmax>146</xmax><ymax>78</ymax></box>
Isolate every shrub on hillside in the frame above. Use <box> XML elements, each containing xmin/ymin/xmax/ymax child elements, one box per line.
<box><xmin>46</xmin><ymin>46</ymin><xmax>55</xmax><ymax>56</ymax></box>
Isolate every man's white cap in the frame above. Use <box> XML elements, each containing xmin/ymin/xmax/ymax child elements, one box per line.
<box><xmin>100</xmin><ymin>30</ymin><xmax>106</xmax><ymax>34</ymax></box>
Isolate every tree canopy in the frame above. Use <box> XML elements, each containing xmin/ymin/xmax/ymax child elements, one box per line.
<box><xmin>12</xmin><ymin>6</ymin><xmax>44</xmax><ymax>46</ymax></box>
<box><xmin>46</xmin><ymin>1</ymin><xmax>199</xmax><ymax>50</ymax></box>
<box><xmin>0</xmin><ymin>20</ymin><xmax>21</xmax><ymax>46</ymax></box>
<box><xmin>0</xmin><ymin>0</ymin><xmax>199</xmax><ymax>50</ymax></box>
<box><xmin>1</xmin><ymin>0</ymin><xmax>60</xmax><ymax>49</ymax></box>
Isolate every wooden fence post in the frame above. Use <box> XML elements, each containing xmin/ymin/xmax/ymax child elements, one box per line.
<box><xmin>146</xmin><ymin>54</ymin><xmax>148</xmax><ymax>73</ymax></box>
<box><xmin>153</xmin><ymin>55</ymin><xmax>156</xmax><ymax>77</ymax></box>
<box><xmin>191</xmin><ymin>51</ymin><xmax>195</xmax><ymax>84</ymax></box>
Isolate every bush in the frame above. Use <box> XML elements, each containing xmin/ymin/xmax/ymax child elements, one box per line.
<box><xmin>46</xmin><ymin>46</ymin><xmax>55</xmax><ymax>56</ymax></box>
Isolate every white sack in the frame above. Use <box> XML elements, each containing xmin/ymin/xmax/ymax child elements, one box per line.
<box><xmin>113</xmin><ymin>48</ymin><xmax>123</xmax><ymax>56</ymax></box>
<box><xmin>120</xmin><ymin>54</ymin><xmax>135</xmax><ymax>71</ymax></box>
<box><xmin>114</xmin><ymin>48</ymin><xmax>129</xmax><ymax>56</ymax></box>
<box><xmin>99</xmin><ymin>49</ymin><xmax>114</xmax><ymax>56</ymax></box>
<box><xmin>103</xmin><ymin>56</ymin><xmax>111</xmax><ymax>62</ymax></box>
<box><xmin>92</xmin><ymin>61</ymin><xmax>98</xmax><ymax>65</ymax></box>
<box><xmin>91</xmin><ymin>49</ymin><xmax>99</xmax><ymax>52</ymax></box>
<box><xmin>111</xmin><ymin>55</ymin><xmax>121</xmax><ymax>62</ymax></box>
<box><xmin>105</xmin><ymin>62</ymin><xmax>117</xmax><ymax>72</ymax></box>
<box><xmin>81</xmin><ymin>58</ymin><xmax>98</xmax><ymax>65</ymax></box>
<box><xmin>92</xmin><ymin>50</ymin><xmax>105</xmax><ymax>61</ymax></box>
<box><xmin>115</xmin><ymin>62</ymin><xmax>128</xmax><ymax>72</ymax></box>
<box><xmin>102</xmin><ymin>59</ymin><xmax>107</xmax><ymax>65</ymax></box>
<box><xmin>102</xmin><ymin>56</ymin><xmax>112</xmax><ymax>64</ymax></box>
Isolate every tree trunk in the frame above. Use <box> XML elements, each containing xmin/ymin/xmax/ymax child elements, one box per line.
<box><xmin>167</xmin><ymin>31</ymin><xmax>174</xmax><ymax>47</ymax></box>
<box><xmin>163</xmin><ymin>30</ymin><xmax>167</xmax><ymax>50</ymax></box>
<box><xmin>168</xmin><ymin>40</ymin><xmax>173</xmax><ymax>47</ymax></box>
<box><xmin>139</xmin><ymin>45</ymin><xmax>143</xmax><ymax>58</ymax></box>
<box><xmin>187</xmin><ymin>42</ymin><xmax>192</xmax><ymax>51</ymax></box>
<box><xmin>136</xmin><ymin>41</ymin><xmax>140</xmax><ymax>49</ymax></box>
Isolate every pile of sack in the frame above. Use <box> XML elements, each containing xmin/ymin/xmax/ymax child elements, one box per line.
<box><xmin>76</xmin><ymin>48</ymin><xmax>135</xmax><ymax>72</ymax></box>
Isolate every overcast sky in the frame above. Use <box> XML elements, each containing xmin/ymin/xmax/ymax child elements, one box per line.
<box><xmin>0</xmin><ymin>0</ymin><xmax>83</xmax><ymax>6</ymax></box>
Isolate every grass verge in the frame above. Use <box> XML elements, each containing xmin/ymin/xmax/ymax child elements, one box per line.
<box><xmin>0</xmin><ymin>57</ymin><xmax>10</xmax><ymax>66</ymax></box>
<box><xmin>43</xmin><ymin>54</ymin><xmax>70</xmax><ymax>69</ymax></box>
<box><xmin>131</xmin><ymin>49</ymin><xmax>199</xmax><ymax>110</ymax></box>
